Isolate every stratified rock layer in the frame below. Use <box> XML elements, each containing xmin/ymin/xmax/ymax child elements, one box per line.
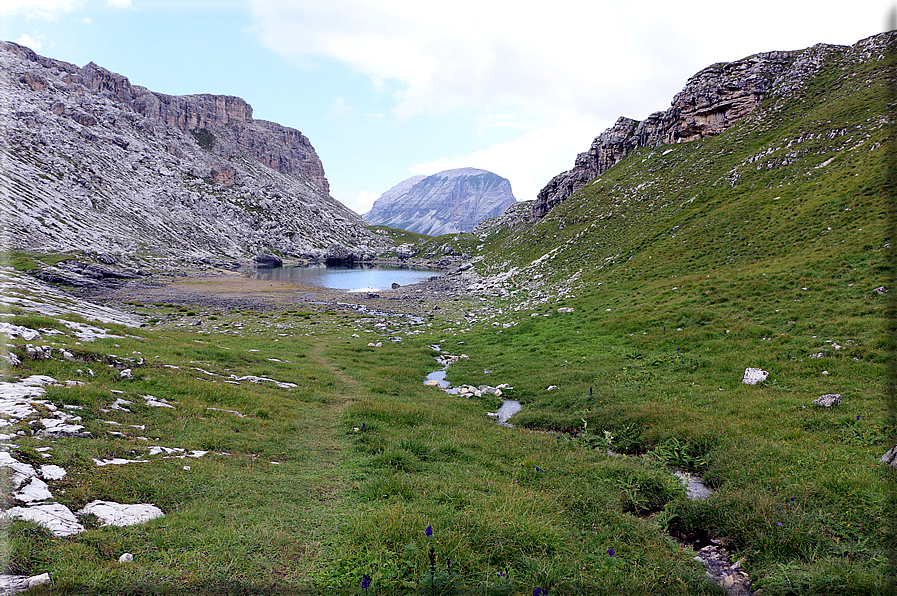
<box><xmin>365</xmin><ymin>168</ymin><xmax>517</xmax><ymax>236</ymax></box>
<box><xmin>532</xmin><ymin>41</ymin><xmax>852</xmax><ymax>219</ymax></box>
<box><xmin>0</xmin><ymin>41</ymin><xmax>390</xmax><ymax>265</ymax></box>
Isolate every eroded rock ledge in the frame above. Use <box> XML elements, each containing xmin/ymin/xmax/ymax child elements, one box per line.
<box><xmin>532</xmin><ymin>32</ymin><xmax>890</xmax><ymax>219</ymax></box>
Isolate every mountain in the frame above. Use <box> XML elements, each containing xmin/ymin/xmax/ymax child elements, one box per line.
<box><xmin>531</xmin><ymin>37</ymin><xmax>880</xmax><ymax>220</ymax></box>
<box><xmin>364</xmin><ymin>168</ymin><xmax>517</xmax><ymax>236</ymax></box>
<box><xmin>0</xmin><ymin>41</ymin><xmax>391</xmax><ymax>268</ymax></box>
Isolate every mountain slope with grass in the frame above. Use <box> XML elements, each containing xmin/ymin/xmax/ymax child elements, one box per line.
<box><xmin>0</xmin><ymin>31</ymin><xmax>893</xmax><ymax>596</ymax></box>
<box><xmin>442</xmin><ymin>30</ymin><xmax>895</xmax><ymax>593</ymax></box>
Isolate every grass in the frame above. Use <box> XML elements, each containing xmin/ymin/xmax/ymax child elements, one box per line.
<box><xmin>2</xmin><ymin>34</ymin><xmax>894</xmax><ymax>595</ymax></box>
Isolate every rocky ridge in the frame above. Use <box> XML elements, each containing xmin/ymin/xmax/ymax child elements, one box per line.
<box><xmin>531</xmin><ymin>35</ymin><xmax>879</xmax><ymax>219</ymax></box>
<box><xmin>365</xmin><ymin>168</ymin><xmax>517</xmax><ymax>236</ymax></box>
<box><xmin>0</xmin><ymin>41</ymin><xmax>391</xmax><ymax>267</ymax></box>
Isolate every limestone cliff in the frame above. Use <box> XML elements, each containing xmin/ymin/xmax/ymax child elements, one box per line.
<box><xmin>0</xmin><ymin>41</ymin><xmax>389</xmax><ymax>265</ymax></box>
<box><xmin>532</xmin><ymin>39</ymin><xmax>858</xmax><ymax>219</ymax></box>
<box><xmin>365</xmin><ymin>168</ymin><xmax>517</xmax><ymax>236</ymax></box>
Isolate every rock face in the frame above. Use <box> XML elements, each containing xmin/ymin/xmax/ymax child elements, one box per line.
<box><xmin>0</xmin><ymin>41</ymin><xmax>391</xmax><ymax>265</ymax></box>
<box><xmin>365</xmin><ymin>168</ymin><xmax>517</xmax><ymax>236</ymax></box>
<box><xmin>532</xmin><ymin>41</ymin><xmax>854</xmax><ymax>219</ymax></box>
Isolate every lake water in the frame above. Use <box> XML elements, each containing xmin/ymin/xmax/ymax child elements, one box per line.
<box><xmin>250</xmin><ymin>264</ymin><xmax>438</xmax><ymax>292</ymax></box>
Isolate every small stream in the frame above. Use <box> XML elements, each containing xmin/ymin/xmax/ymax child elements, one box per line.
<box><xmin>423</xmin><ymin>347</ymin><xmax>749</xmax><ymax>594</ymax></box>
<box><xmin>424</xmin><ymin>346</ymin><xmax>522</xmax><ymax>427</ymax></box>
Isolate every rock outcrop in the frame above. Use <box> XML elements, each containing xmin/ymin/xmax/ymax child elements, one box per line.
<box><xmin>0</xmin><ymin>41</ymin><xmax>391</xmax><ymax>265</ymax></box>
<box><xmin>365</xmin><ymin>168</ymin><xmax>517</xmax><ymax>236</ymax></box>
<box><xmin>532</xmin><ymin>40</ymin><xmax>856</xmax><ymax>219</ymax></box>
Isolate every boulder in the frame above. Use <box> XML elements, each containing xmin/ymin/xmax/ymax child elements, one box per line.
<box><xmin>253</xmin><ymin>254</ymin><xmax>283</xmax><ymax>268</ymax></box>
<box><xmin>741</xmin><ymin>368</ymin><xmax>768</xmax><ymax>385</ymax></box>
<box><xmin>812</xmin><ymin>394</ymin><xmax>842</xmax><ymax>407</ymax></box>
<box><xmin>881</xmin><ymin>445</ymin><xmax>897</xmax><ymax>467</ymax></box>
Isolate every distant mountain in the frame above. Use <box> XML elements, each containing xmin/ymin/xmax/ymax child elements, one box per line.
<box><xmin>364</xmin><ymin>168</ymin><xmax>517</xmax><ymax>236</ymax></box>
<box><xmin>0</xmin><ymin>41</ymin><xmax>391</xmax><ymax>267</ymax></box>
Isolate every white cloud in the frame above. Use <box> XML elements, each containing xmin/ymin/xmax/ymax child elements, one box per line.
<box><xmin>410</xmin><ymin>111</ymin><xmax>610</xmax><ymax>202</ymax></box>
<box><xmin>248</xmin><ymin>0</ymin><xmax>893</xmax><ymax>206</ymax></box>
<box><xmin>15</xmin><ymin>33</ymin><xmax>44</xmax><ymax>50</ymax></box>
<box><xmin>247</xmin><ymin>0</ymin><xmax>890</xmax><ymax>125</ymax></box>
<box><xmin>1</xmin><ymin>0</ymin><xmax>83</xmax><ymax>18</ymax></box>
<box><xmin>350</xmin><ymin>190</ymin><xmax>382</xmax><ymax>216</ymax></box>
<box><xmin>81</xmin><ymin>16</ymin><xmax>93</xmax><ymax>24</ymax></box>
<box><xmin>106</xmin><ymin>0</ymin><xmax>133</xmax><ymax>8</ymax></box>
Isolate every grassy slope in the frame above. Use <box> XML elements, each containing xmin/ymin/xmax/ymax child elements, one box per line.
<box><xmin>447</xmin><ymin>38</ymin><xmax>895</xmax><ymax>593</ymax></box>
<box><xmin>3</xmin><ymin>38</ymin><xmax>894</xmax><ymax>596</ymax></box>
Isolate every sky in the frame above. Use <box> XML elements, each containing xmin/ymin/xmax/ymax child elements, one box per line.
<box><xmin>2</xmin><ymin>1</ymin><xmax>894</xmax><ymax>215</ymax></box>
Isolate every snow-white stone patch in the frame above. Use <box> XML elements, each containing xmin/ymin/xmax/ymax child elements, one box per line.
<box><xmin>93</xmin><ymin>457</ymin><xmax>148</xmax><ymax>466</ymax></box>
<box><xmin>143</xmin><ymin>395</ymin><xmax>175</xmax><ymax>408</ymax></box>
<box><xmin>16</xmin><ymin>478</ymin><xmax>52</xmax><ymax>503</ymax></box>
<box><xmin>0</xmin><ymin>452</ymin><xmax>37</xmax><ymax>487</ymax></box>
<box><xmin>0</xmin><ymin>322</ymin><xmax>41</xmax><ymax>341</ymax></box>
<box><xmin>40</xmin><ymin>464</ymin><xmax>66</xmax><ymax>480</ymax></box>
<box><xmin>227</xmin><ymin>374</ymin><xmax>297</xmax><ymax>389</ymax></box>
<box><xmin>110</xmin><ymin>398</ymin><xmax>133</xmax><ymax>412</ymax></box>
<box><xmin>742</xmin><ymin>368</ymin><xmax>769</xmax><ymax>385</ymax></box>
<box><xmin>78</xmin><ymin>500</ymin><xmax>164</xmax><ymax>527</ymax></box>
<box><xmin>3</xmin><ymin>502</ymin><xmax>85</xmax><ymax>536</ymax></box>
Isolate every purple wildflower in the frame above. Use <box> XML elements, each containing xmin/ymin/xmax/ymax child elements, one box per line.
<box><xmin>426</xmin><ymin>525</ymin><xmax>433</xmax><ymax>537</ymax></box>
<box><xmin>361</xmin><ymin>573</ymin><xmax>371</xmax><ymax>589</ymax></box>
<box><xmin>608</xmin><ymin>548</ymin><xmax>614</xmax><ymax>556</ymax></box>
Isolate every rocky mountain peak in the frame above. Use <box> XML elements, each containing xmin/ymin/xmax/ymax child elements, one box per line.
<box><xmin>1</xmin><ymin>40</ymin><xmax>389</xmax><ymax>265</ymax></box>
<box><xmin>364</xmin><ymin>168</ymin><xmax>517</xmax><ymax>236</ymax></box>
<box><xmin>531</xmin><ymin>36</ymin><xmax>874</xmax><ymax>219</ymax></box>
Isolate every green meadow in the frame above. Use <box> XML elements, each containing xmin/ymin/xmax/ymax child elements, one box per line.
<box><xmin>3</xmin><ymin>34</ymin><xmax>895</xmax><ymax>596</ymax></box>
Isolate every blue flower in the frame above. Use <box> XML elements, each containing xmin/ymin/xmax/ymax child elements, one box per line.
<box><xmin>608</xmin><ymin>548</ymin><xmax>615</xmax><ymax>556</ymax></box>
<box><xmin>533</xmin><ymin>588</ymin><xmax>543</xmax><ymax>596</ymax></box>
<box><xmin>426</xmin><ymin>525</ymin><xmax>433</xmax><ymax>537</ymax></box>
<box><xmin>361</xmin><ymin>573</ymin><xmax>371</xmax><ymax>589</ymax></box>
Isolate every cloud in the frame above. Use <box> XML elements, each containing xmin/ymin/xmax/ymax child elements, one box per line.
<box><xmin>1</xmin><ymin>0</ymin><xmax>83</xmax><ymax>18</ymax></box>
<box><xmin>350</xmin><ymin>190</ymin><xmax>382</xmax><ymax>216</ymax></box>
<box><xmin>248</xmin><ymin>0</ymin><xmax>889</xmax><ymax>124</ymax></box>
<box><xmin>248</xmin><ymin>0</ymin><xmax>892</xmax><ymax>207</ymax></box>
<box><xmin>15</xmin><ymin>33</ymin><xmax>45</xmax><ymax>51</ymax></box>
<box><xmin>106</xmin><ymin>0</ymin><xmax>133</xmax><ymax>8</ymax></box>
<box><xmin>81</xmin><ymin>16</ymin><xmax>93</xmax><ymax>24</ymax></box>
<box><xmin>409</xmin><ymin>110</ymin><xmax>610</xmax><ymax>202</ymax></box>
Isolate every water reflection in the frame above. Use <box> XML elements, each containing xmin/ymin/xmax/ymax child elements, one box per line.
<box><xmin>250</xmin><ymin>264</ymin><xmax>438</xmax><ymax>292</ymax></box>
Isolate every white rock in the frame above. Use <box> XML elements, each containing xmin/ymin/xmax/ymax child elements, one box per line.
<box><xmin>143</xmin><ymin>394</ymin><xmax>176</xmax><ymax>408</ymax></box>
<box><xmin>3</xmin><ymin>503</ymin><xmax>85</xmax><ymax>536</ymax></box>
<box><xmin>27</xmin><ymin>573</ymin><xmax>51</xmax><ymax>589</ymax></box>
<box><xmin>0</xmin><ymin>452</ymin><xmax>37</xmax><ymax>487</ymax></box>
<box><xmin>120</xmin><ymin>368</ymin><xmax>133</xmax><ymax>379</ymax></box>
<box><xmin>119</xmin><ymin>553</ymin><xmax>134</xmax><ymax>564</ymax></box>
<box><xmin>40</xmin><ymin>464</ymin><xmax>67</xmax><ymax>480</ymax></box>
<box><xmin>742</xmin><ymin>368</ymin><xmax>768</xmax><ymax>385</ymax></box>
<box><xmin>78</xmin><ymin>500</ymin><xmax>164</xmax><ymax>527</ymax></box>
<box><xmin>16</xmin><ymin>478</ymin><xmax>52</xmax><ymax>503</ymax></box>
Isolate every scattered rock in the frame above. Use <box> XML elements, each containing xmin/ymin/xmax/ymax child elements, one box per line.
<box><xmin>741</xmin><ymin>368</ymin><xmax>768</xmax><ymax>385</ymax></box>
<box><xmin>880</xmin><ymin>445</ymin><xmax>897</xmax><ymax>467</ymax></box>
<box><xmin>557</xmin><ymin>307</ymin><xmax>574</xmax><ymax>313</ymax></box>
<box><xmin>3</xmin><ymin>502</ymin><xmax>85</xmax><ymax>536</ymax></box>
<box><xmin>78</xmin><ymin>500</ymin><xmax>164</xmax><ymax>527</ymax></box>
<box><xmin>547</xmin><ymin>385</ymin><xmax>558</xmax><ymax>391</ymax></box>
<box><xmin>812</xmin><ymin>394</ymin><xmax>842</xmax><ymax>408</ymax></box>
<box><xmin>118</xmin><ymin>553</ymin><xmax>134</xmax><ymax>564</ymax></box>
<box><xmin>120</xmin><ymin>368</ymin><xmax>134</xmax><ymax>379</ymax></box>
